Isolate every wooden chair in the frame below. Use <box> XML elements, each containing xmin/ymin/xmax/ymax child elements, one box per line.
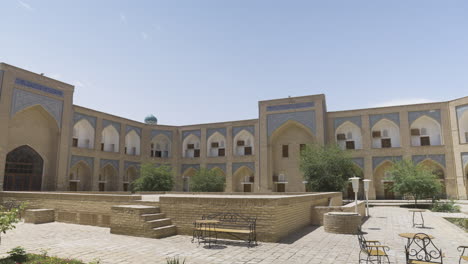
<box><xmin>357</xmin><ymin>228</ymin><xmax>390</xmax><ymax>264</ymax></box>
<box><xmin>405</xmin><ymin>233</ymin><xmax>443</xmax><ymax>264</ymax></box>
<box><xmin>458</xmin><ymin>246</ymin><xmax>468</xmax><ymax>264</ymax></box>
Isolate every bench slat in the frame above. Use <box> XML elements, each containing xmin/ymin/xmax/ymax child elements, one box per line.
<box><xmin>196</xmin><ymin>227</ymin><xmax>252</xmax><ymax>234</ymax></box>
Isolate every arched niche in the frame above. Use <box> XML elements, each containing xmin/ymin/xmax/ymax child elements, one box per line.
<box><xmin>99</xmin><ymin>164</ymin><xmax>117</xmax><ymax>191</ymax></box>
<box><xmin>207</xmin><ymin>132</ymin><xmax>226</xmax><ymax>157</ymax></box>
<box><xmin>7</xmin><ymin>105</ymin><xmax>59</xmax><ymax>190</ymax></box>
<box><xmin>73</xmin><ymin>119</ymin><xmax>95</xmax><ymax>149</ymax></box>
<box><xmin>419</xmin><ymin>159</ymin><xmax>446</xmax><ymax>198</ymax></box>
<box><xmin>335</xmin><ymin>121</ymin><xmax>362</xmax><ymax>150</ymax></box>
<box><xmin>151</xmin><ymin>134</ymin><xmax>171</xmax><ymax>158</ymax></box>
<box><xmin>233</xmin><ymin>130</ymin><xmax>254</xmax><ymax>156</ymax></box>
<box><xmin>4</xmin><ymin>145</ymin><xmax>43</xmax><ymax>191</ymax></box>
<box><xmin>410</xmin><ymin>116</ymin><xmax>442</xmax><ymax>146</ymax></box>
<box><xmin>125</xmin><ymin>130</ymin><xmax>140</xmax><ymax>155</ymax></box>
<box><xmin>183</xmin><ymin>134</ymin><xmax>200</xmax><ymax>158</ymax></box>
<box><xmin>123</xmin><ymin>166</ymin><xmax>138</xmax><ymax>191</ymax></box>
<box><xmin>373</xmin><ymin>161</ymin><xmax>395</xmax><ymax>199</ymax></box>
<box><xmin>69</xmin><ymin>161</ymin><xmax>92</xmax><ymax>191</ymax></box>
<box><xmin>182</xmin><ymin>168</ymin><xmax>197</xmax><ymax>192</ymax></box>
<box><xmin>101</xmin><ymin>125</ymin><xmax>119</xmax><ymax>152</ymax></box>
<box><xmin>371</xmin><ymin>119</ymin><xmax>400</xmax><ymax>148</ymax></box>
<box><xmin>458</xmin><ymin>111</ymin><xmax>468</xmax><ymax>143</ymax></box>
<box><xmin>270</xmin><ymin>120</ymin><xmax>315</xmax><ymax>192</ymax></box>
<box><xmin>232</xmin><ymin>166</ymin><xmax>254</xmax><ymax>192</ymax></box>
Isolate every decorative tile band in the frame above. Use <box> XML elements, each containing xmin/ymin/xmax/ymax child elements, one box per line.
<box><xmin>266</xmin><ymin>102</ymin><xmax>314</xmax><ymax>112</ymax></box>
<box><xmin>182</xmin><ymin>130</ymin><xmax>201</xmax><ymax>140</ymax></box>
<box><xmin>207</xmin><ymin>127</ymin><xmax>227</xmax><ymax>138</ymax></box>
<box><xmin>372</xmin><ymin>156</ymin><xmax>402</xmax><ymax>170</ymax></box>
<box><xmin>102</xmin><ymin>119</ymin><xmax>121</xmax><ymax>133</ymax></box>
<box><xmin>100</xmin><ymin>159</ymin><xmax>119</xmax><ymax>172</ymax></box>
<box><xmin>15</xmin><ymin>78</ymin><xmax>63</xmax><ymax>97</ymax></box>
<box><xmin>352</xmin><ymin>158</ymin><xmax>364</xmax><ymax>169</ymax></box>
<box><xmin>126</xmin><ymin>125</ymin><xmax>142</xmax><ymax>136</ymax></box>
<box><xmin>456</xmin><ymin>105</ymin><xmax>468</xmax><ymax>120</ymax></box>
<box><xmin>408</xmin><ymin>110</ymin><xmax>441</xmax><ymax>125</ymax></box>
<box><xmin>73</xmin><ymin>112</ymin><xmax>97</xmax><ymax>128</ymax></box>
<box><xmin>70</xmin><ymin>155</ymin><xmax>94</xmax><ymax>169</ymax></box>
<box><xmin>233</xmin><ymin>126</ymin><xmax>255</xmax><ymax>137</ymax></box>
<box><xmin>461</xmin><ymin>152</ymin><xmax>468</xmax><ymax>167</ymax></box>
<box><xmin>151</xmin><ymin>130</ymin><xmax>173</xmax><ymax>140</ymax></box>
<box><xmin>412</xmin><ymin>154</ymin><xmax>446</xmax><ymax>168</ymax></box>
<box><xmin>334</xmin><ymin>116</ymin><xmax>362</xmax><ymax>130</ymax></box>
<box><xmin>124</xmin><ymin>161</ymin><xmax>140</xmax><ymax>171</ymax></box>
<box><xmin>181</xmin><ymin>164</ymin><xmax>200</xmax><ymax>173</ymax></box>
<box><xmin>206</xmin><ymin>163</ymin><xmax>226</xmax><ymax>173</ymax></box>
<box><xmin>369</xmin><ymin>113</ymin><xmax>400</xmax><ymax>128</ymax></box>
<box><xmin>267</xmin><ymin>110</ymin><xmax>316</xmax><ymax>137</ymax></box>
<box><xmin>232</xmin><ymin>162</ymin><xmax>255</xmax><ymax>173</ymax></box>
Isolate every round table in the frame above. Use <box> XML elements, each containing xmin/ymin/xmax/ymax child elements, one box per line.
<box><xmin>409</xmin><ymin>209</ymin><xmax>426</xmax><ymax>227</ymax></box>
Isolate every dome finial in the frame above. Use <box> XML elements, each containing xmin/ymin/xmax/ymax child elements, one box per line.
<box><xmin>144</xmin><ymin>114</ymin><xmax>158</xmax><ymax>125</ymax></box>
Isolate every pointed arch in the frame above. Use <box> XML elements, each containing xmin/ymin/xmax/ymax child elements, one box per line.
<box><xmin>232</xmin><ymin>166</ymin><xmax>254</xmax><ymax>192</ymax></box>
<box><xmin>4</xmin><ymin>145</ymin><xmax>43</xmax><ymax>191</ymax></box>
<box><xmin>69</xmin><ymin>161</ymin><xmax>92</xmax><ymax>191</ymax></box>
<box><xmin>410</xmin><ymin>115</ymin><xmax>442</xmax><ymax>146</ymax></box>
<box><xmin>373</xmin><ymin>160</ymin><xmax>395</xmax><ymax>199</ymax></box>
<box><xmin>207</xmin><ymin>132</ymin><xmax>226</xmax><ymax>157</ymax></box>
<box><xmin>233</xmin><ymin>129</ymin><xmax>254</xmax><ymax>156</ymax></box>
<box><xmin>73</xmin><ymin>119</ymin><xmax>95</xmax><ymax>149</ymax></box>
<box><xmin>101</xmin><ymin>125</ymin><xmax>119</xmax><ymax>152</ymax></box>
<box><xmin>371</xmin><ymin>118</ymin><xmax>400</xmax><ymax>148</ymax></box>
<box><xmin>125</xmin><ymin>130</ymin><xmax>140</xmax><ymax>155</ymax></box>
<box><xmin>335</xmin><ymin>121</ymin><xmax>362</xmax><ymax>150</ymax></box>
<box><xmin>182</xmin><ymin>134</ymin><xmax>200</xmax><ymax>158</ymax></box>
<box><xmin>182</xmin><ymin>167</ymin><xmax>197</xmax><ymax>192</ymax></box>
<box><xmin>418</xmin><ymin>159</ymin><xmax>446</xmax><ymax>198</ymax></box>
<box><xmin>151</xmin><ymin>134</ymin><xmax>171</xmax><ymax>158</ymax></box>
<box><xmin>99</xmin><ymin>163</ymin><xmax>117</xmax><ymax>191</ymax></box>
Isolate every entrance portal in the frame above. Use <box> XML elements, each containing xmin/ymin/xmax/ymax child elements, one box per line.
<box><xmin>4</xmin><ymin>145</ymin><xmax>43</xmax><ymax>191</ymax></box>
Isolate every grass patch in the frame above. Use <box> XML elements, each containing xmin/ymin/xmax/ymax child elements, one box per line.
<box><xmin>444</xmin><ymin>218</ymin><xmax>468</xmax><ymax>232</ymax></box>
<box><xmin>0</xmin><ymin>253</ymin><xmax>90</xmax><ymax>264</ymax></box>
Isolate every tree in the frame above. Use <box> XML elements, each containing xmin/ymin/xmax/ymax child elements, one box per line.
<box><xmin>300</xmin><ymin>143</ymin><xmax>359</xmax><ymax>192</ymax></box>
<box><xmin>131</xmin><ymin>163</ymin><xmax>174</xmax><ymax>192</ymax></box>
<box><xmin>190</xmin><ymin>168</ymin><xmax>225</xmax><ymax>192</ymax></box>
<box><xmin>0</xmin><ymin>202</ymin><xmax>24</xmax><ymax>244</ymax></box>
<box><xmin>389</xmin><ymin>159</ymin><xmax>442</xmax><ymax>206</ymax></box>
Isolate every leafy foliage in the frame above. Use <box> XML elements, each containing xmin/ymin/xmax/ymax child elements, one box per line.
<box><xmin>166</xmin><ymin>256</ymin><xmax>186</xmax><ymax>264</ymax></box>
<box><xmin>0</xmin><ymin>202</ymin><xmax>25</xmax><ymax>244</ymax></box>
<box><xmin>190</xmin><ymin>168</ymin><xmax>225</xmax><ymax>192</ymax></box>
<box><xmin>389</xmin><ymin>159</ymin><xmax>442</xmax><ymax>205</ymax></box>
<box><xmin>299</xmin><ymin>144</ymin><xmax>360</xmax><ymax>192</ymax></box>
<box><xmin>431</xmin><ymin>199</ymin><xmax>460</xmax><ymax>213</ymax></box>
<box><xmin>8</xmin><ymin>247</ymin><xmax>27</xmax><ymax>263</ymax></box>
<box><xmin>131</xmin><ymin>164</ymin><xmax>174</xmax><ymax>192</ymax></box>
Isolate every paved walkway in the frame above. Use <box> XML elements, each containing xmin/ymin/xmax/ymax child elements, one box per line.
<box><xmin>1</xmin><ymin>207</ymin><xmax>467</xmax><ymax>264</ymax></box>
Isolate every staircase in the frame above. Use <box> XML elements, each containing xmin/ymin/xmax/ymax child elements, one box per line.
<box><xmin>110</xmin><ymin>205</ymin><xmax>176</xmax><ymax>239</ymax></box>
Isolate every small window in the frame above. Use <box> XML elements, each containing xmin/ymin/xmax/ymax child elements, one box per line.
<box><xmin>194</xmin><ymin>149</ymin><xmax>200</xmax><ymax>157</ymax></box>
<box><xmin>155</xmin><ymin>151</ymin><xmax>162</xmax><ymax>158</ymax></box>
<box><xmin>151</xmin><ymin>143</ymin><xmax>154</xmax><ymax>149</ymax></box>
<box><xmin>336</xmin><ymin>134</ymin><xmax>346</xmax><ymax>140</ymax></box>
<box><xmin>300</xmin><ymin>144</ymin><xmax>306</xmax><ymax>152</ymax></box>
<box><xmin>237</xmin><ymin>140</ymin><xmax>245</xmax><ymax>146</ymax></box>
<box><xmin>282</xmin><ymin>145</ymin><xmax>289</xmax><ymax>158</ymax></box>
<box><xmin>420</xmin><ymin>136</ymin><xmax>430</xmax><ymax>146</ymax></box>
<box><xmin>72</xmin><ymin>138</ymin><xmax>78</xmax><ymax>147</ymax></box>
<box><xmin>244</xmin><ymin>146</ymin><xmax>252</xmax><ymax>155</ymax></box>
<box><xmin>465</xmin><ymin>132</ymin><xmax>468</xmax><ymax>143</ymax></box>
<box><xmin>187</xmin><ymin>144</ymin><xmax>195</xmax><ymax>149</ymax></box>
<box><xmin>150</xmin><ymin>150</ymin><xmax>154</xmax><ymax>157</ymax></box>
<box><xmin>345</xmin><ymin>141</ymin><xmax>355</xmax><ymax>150</ymax></box>
<box><xmin>218</xmin><ymin>148</ymin><xmax>225</xmax><ymax>156</ymax></box>
<box><xmin>101</xmin><ymin>143</ymin><xmax>104</xmax><ymax>151</ymax></box>
<box><xmin>124</xmin><ymin>147</ymin><xmax>127</xmax><ymax>154</ymax></box>
<box><xmin>381</xmin><ymin>138</ymin><xmax>392</xmax><ymax>148</ymax></box>
<box><xmin>372</xmin><ymin>131</ymin><xmax>381</xmax><ymax>138</ymax></box>
<box><xmin>411</xmin><ymin>129</ymin><xmax>420</xmax><ymax>136</ymax></box>
<box><xmin>99</xmin><ymin>183</ymin><xmax>105</xmax><ymax>192</ymax></box>
<box><xmin>211</xmin><ymin>142</ymin><xmax>219</xmax><ymax>148</ymax></box>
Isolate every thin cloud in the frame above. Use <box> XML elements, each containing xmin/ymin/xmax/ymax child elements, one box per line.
<box><xmin>73</xmin><ymin>80</ymin><xmax>85</xmax><ymax>88</ymax></box>
<box><xmin>371</xmin><ymin>98</ymin><xmax>434</xmax><ymax>108</ymax></box>
<box><xmin>141</xmin><ymin>32</ymin><xmax>148</xmax><ymax>40</ymax></box>
<box><xmin>17</xmin><ymin>0</ymin><xmax>33</xmax><ymax>10</ymax></box>
<box><xmin>119</xmin><ymin>13</ymin><xmax>127</xmax><ymax>24</ymax></box>
<box><xmin>153</xmin><ymin>24</ymin><xmax>162</xmax><ymax>31</ymax></box>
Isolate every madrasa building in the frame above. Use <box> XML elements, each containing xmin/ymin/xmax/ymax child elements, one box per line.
<box><xmin>0</xmin><ymin>62</ymin><xmax>467</xmax><ymax>199</ymax></box>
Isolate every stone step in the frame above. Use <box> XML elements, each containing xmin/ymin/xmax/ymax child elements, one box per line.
<box><xmin>152</xmin><ymin>225</ymin><xmax>177</xmax><ymax>238</ymax></box>
<box><xmin>141</xmin><ymin>207</ymin><xmax>160</xmax><ymax>214</ymax></box>
<box><xmin>141</xmin><ymin>213</ymin><xmax>166</xmax><ymax>221</ymax></box>
<box><xmin>146</xmin><ymin>218</ymin><xmax>172</xmax><ymax>228</ymax></box>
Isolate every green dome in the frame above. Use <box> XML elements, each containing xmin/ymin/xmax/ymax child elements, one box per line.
<box><xmin>144</xmin><ymin>114</ymin><xmax>158</xmax><ymax>125</ymax></box>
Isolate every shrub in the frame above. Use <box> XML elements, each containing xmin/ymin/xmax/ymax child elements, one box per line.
<box><xmin>190</xmin><ymin>168</ymin><xmax>225</xmax><ymax>192</ymax></box>
<box><xmin>8</xmin><ymin>247</ymin><xmax>27</xmax><ymax>263</ymax></box>
<box><xmin>131</xmin><ymin>164</ymin><xmax>174</xmax><ymax>192</ymax></box>
<box><xmin>0</xmin><ymin>203</ymin><xmax>25</xmax><ymax>245</ymax></box>
<box><xmin>166</xmin><ymin>256</ymin><xmax>186</xmax><ymax>264</ymax></box>
<box><xmin>432</xmin><ymin>199</ymin><xmax>461</xmax><ymax>213</ymax></box>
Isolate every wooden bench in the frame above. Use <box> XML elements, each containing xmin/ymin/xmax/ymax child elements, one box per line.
<box><xmin>195</xmin><ymin>212</ymin><xmax>257</xmax><ymax>247</ymax></box>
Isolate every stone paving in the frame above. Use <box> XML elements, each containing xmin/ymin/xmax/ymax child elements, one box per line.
<box><xmin>0</xmin><ymin>207</ymin><xmax>466</xmax><ymax>264</ymax></box>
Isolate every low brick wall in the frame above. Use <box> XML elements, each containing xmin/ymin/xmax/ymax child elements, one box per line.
<box><xmin>312</xmin><ymin>200</ymin><xmax>366</xmax><ymax>225</ymax></box>
<box><xmin>24</xmin><ymin>209</ymin><xmax>55</xmax><ymax>224</ymax></box>
<box><xmin>323</xmin><ymin>212</ymin><xmax>362</xmax><ymax>234</ymax></box>
<box><xmin>159</xmin><ymin>192</ymin><xmax>342</xmax><ymax>242</ymax></box>
<box><xmin>0</xmin><ymin>192</ymin><xmax>155</xmax><ymax>227</ymax></box>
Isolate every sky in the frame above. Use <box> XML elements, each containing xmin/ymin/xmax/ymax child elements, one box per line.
<box><xmin>1</xmin><ymin>0</ymin><xmax>468</xmax><ymax>125</ymax></box>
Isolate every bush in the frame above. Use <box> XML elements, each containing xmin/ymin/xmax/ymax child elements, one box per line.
<box><xmin>131</xmin><ymin>164</ymin><xmax>174</xmax><ymax>192</ymax></box>
<box><xmin>166</xmin><ymin>256</ymin><xmax>186</xmax><ymax>264</ymax></box>
<box><xmin>0</xmin><ymin>202</ymin><xmax>25</xmax><ymax>245</ymax></box>
<box><xmin>190</xmin><ymin>168</ymin><xmax>225</xmax><ymax>192</ymax></box>
<box><xmin>8</xmin><ymin>247</ymin><xmax>27</xmax><ymax>263</ymax></box>
<box><xmin>431</xmin><ymin>200</ymin><xmax>461</xmax><ymax>213</ymax></box>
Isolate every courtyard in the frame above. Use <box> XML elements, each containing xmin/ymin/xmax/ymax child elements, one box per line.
<box><xmin>0</xmin><ymin>206</ymin><xmax>466</xmax><ymax>264</ymax></box>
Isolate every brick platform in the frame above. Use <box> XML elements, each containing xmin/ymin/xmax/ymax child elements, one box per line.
<box><xmin>24</xmin><ymin>209</ymin><xmax>55</xmax><ymax>224</ymax></box>
<box><xmin>323</xmin><ymin>212</ymin><xmax>362</xmax><ymax>234</ymax></box>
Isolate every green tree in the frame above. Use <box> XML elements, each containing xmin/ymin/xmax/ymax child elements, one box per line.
<box><xmin>190</xmin><ymin>168</ymin><xmax>225</xmax><ymax>192</ymax></box>
<box><xmin>300</xmin><ymin>143</ymin><xmax>359</xmax><ymax>192</ymax></box>
<box><xmin>0</xmin><ymin>203</ymin><xmax>24</xmax><ymax>244</ymax></box>
<box><xmin>131</xmin><ymin>163</ymin><xmax>174</xmax><ymax>192</ymax></box>
<box><xmin>389</xmin><ymin>159</ymin><xmax>442</xmax><ymax>206</ymax></box>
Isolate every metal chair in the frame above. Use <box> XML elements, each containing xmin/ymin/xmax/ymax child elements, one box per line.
<box><xmin>357</xmin><ymin>228</ymin><xmax>390</xmax><ymax>264</ymax></box>
<box><xmin>405</xmin><ymin>233</ymin><xmax>443</xmax><ymax>264</ymax></box>
<box><xmin>458</xmin><ymin>246</ymin><xmax>468</xmax><ymax>264</ymax></box>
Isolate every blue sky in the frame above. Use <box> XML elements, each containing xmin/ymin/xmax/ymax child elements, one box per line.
<box><xmin>1</xmin><ymin>0</ymin><xmax>467</xmax><ymax>125</ymax></box>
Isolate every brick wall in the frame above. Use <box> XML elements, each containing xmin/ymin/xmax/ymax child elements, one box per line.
<box><xmin>312</xmin><ymin>200</ymin><xmax>366</xmax><ymax>225</ymax></box>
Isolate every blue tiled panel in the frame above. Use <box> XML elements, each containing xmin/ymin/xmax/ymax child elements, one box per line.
<box><xmin>372</xmin><ymin>156</ymin><xmax>402</xmax><ymax>169</ymax></box>
<box><xmin>352</xmin><ymin>158</ymin><xmax>364</xmax><ymax>169</ymax></box>
<box><xmin>73</xmin><ymin>112</ymin><xmax>97</xmax><ymax>128</ymax></box>
<box><xmin>182</xmin><ymin>130</ymin><xmax>201</xmax><ymax>140</ymax></box>
<box><xmin>266</xmin><ymin>102</ymin><xmax>314</xmax><ymax>112</ymax></box>
<box><xmin>232</xmin><ymin>162</ymin><xmax>255</xmax><ymax>173</ymax></box>
<box><xmin>267</xmin><ymin>110</ymin><xmax>316</xmax><ymax>137</ymax></box>
<box><xmin>124</xmin><ymin>161</ymin><xmax>140</xmax><ymax>171</ymax></box>
<box><xmin>207</xmin><ymin>127</ymin><xmax>227</xmax><ymax>138</ymax></box>
<box><xmin>462</xmin><ymin>153</ymin><xmax>468</xmax><ymax>167</ymax></box>
<box><xmin>11</xmin><ymin>88</ymin><xmax>63</xmax><ymax>127</ymax></box>
<box><xmin>70</xmin><ymin>155</ymin><xmax>94</xmax><ymax>169</ymax></box>
<box><xmin>412</xmin><ymin>154</ymin><xmax>446</xmax><ymax>167</ymax></box>
<box><xmin>102</xmin><ymin>119</ymin><xmax>121</xmax><ymax>134</ymax></box>
<box><xmin>232</xmin><ymin>126</ymin><xmax>255</xmax><ymax>137</ymax></box>
<box><xmin>408</xmin><ymin>110</ymin><xmax>441</xmax><ymax>125</ymax></box>
<box><xmin>151</xmin><ymin>130</ymin><xmax>173</xmax><ymax>140</ymax></box>
<box><xmin>15</xmin><ymin>78</ymin><xmax>63</xmax><ymax>97</ymax></box>
<box><xmin>334</xmin><ymin>116</ymin><xmax>362</xmax><ymax>130</ymax></box>
<box><xmin>369</xmin><ymin>113</ymin><xmax>400</xmax><ymax>128</ymax></box>
<box><xmin>206</xmin><ymin>163</ymin><xmax>226</xmax><ymax>173</ymax></box>
<box><xmin>126</xmin><ymin>125</ymin><xmax>142</xmax><ymax>136</ymax></box>
<box><xmin>181</xmin><ymin>164</ymin><xmax>200</xmax><ymax>173</ymax></box>
<box><xmin>100</xmin><ymin>159</ymin><xmax>120</xmax><ymax>173</ymax></box>
<box><xmin>456</xmin><ymin>105</ymin><xmax>468</xmax><ymax>120</ymax></box>
<box><xmin>0</xmin><ymin>70</ymin><xmax>4</xmax><ymax>97</ymax></box>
